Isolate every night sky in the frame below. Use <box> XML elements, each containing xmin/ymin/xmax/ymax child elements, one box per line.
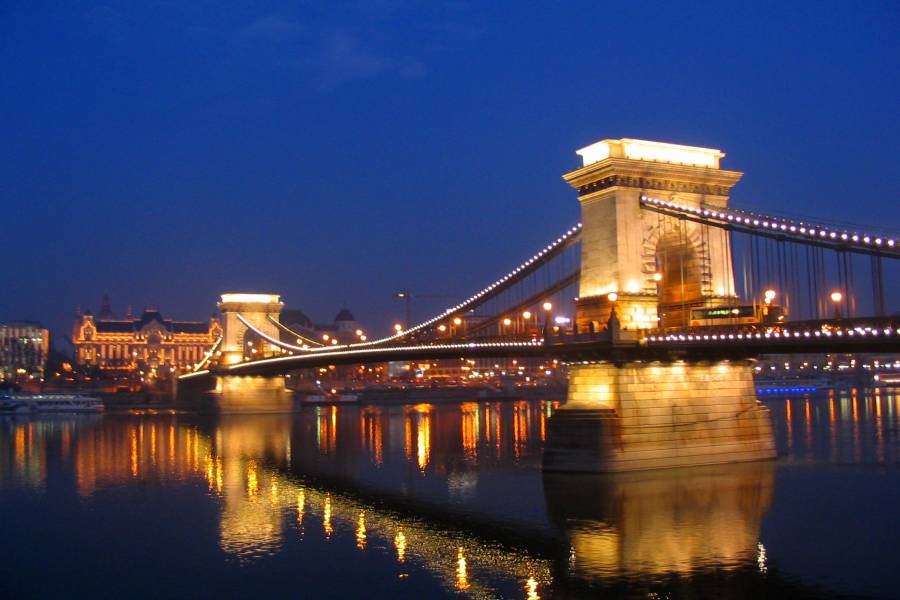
<box><xmin>2</xmin><ymin>1</ymin><xmax>898</xmax><ymax>342</ymax></box>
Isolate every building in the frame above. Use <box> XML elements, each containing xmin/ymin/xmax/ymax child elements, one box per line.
<box><xmin>0</xmin><ymin>321</ymin><xmax>50</xmax><ymax>384</ymax></box>
<box><xmin>280</xmin><ymin>308</ymin><xmax>364</xmax><ymax>346</ymax></box>
<box><xmin>72</xmin><ymin>298</ymin><xmax>222</xmax><ymax>376</ymax></box>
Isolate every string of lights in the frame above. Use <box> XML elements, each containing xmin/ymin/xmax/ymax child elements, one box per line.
<box><xmin>190</xmin><ymin>335</ymin><xmax>223</xmax><ymax>373</ymax></box>
<box><xmin>640</xmin><ymin>195</ymin><xmax>898</xmax><ymax>256</ymax></box>
<box><xmin>226</xmin><ymin>338</ymin><xmax>545</xmax><ymax>372</ymax></box>
<box><xmin>235</xmin><ymin>223</ymin><xmax>583</xmax><ymax>356</ymax></box>
<box><xmin>646</xmin><ymin>324</ymin><xmax>897</xmax><ymax>344</ymax></box>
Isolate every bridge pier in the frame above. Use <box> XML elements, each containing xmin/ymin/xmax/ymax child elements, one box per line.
<box><xmin>543</xmin><ymin>360</ymin><xmax>775</xmax><ymax>472</ymax></box>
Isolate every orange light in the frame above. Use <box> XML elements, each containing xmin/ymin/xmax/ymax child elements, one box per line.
<box><xmin>542</xmin><ymin>302</ymin><xmax>552</xmax><ymax>311</ymax></box>
<box><xmin>830</xmin><ymin>291</ymin><xmax>843</xmax><ymax>303</ymax></box>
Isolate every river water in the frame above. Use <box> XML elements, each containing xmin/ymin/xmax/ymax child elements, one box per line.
<box><xmin>1</xmin><ymin>388</ymin><xmax>898</xmax><ymax>599</ymax></box>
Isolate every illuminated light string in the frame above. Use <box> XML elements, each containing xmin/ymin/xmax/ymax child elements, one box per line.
<box><xmin>645</xmin><ymin>324</ymin><xmax>897</xmax><ymax>344</ymax></box>
<box><xmin>191</xmin><ymin>335</ymin><xmax>223</xmax><ymax>373</ymax></box>
<box><xmin>226</xmin><ymin>338</ymin><xmax>545</xmax><ymax>372</ymax></box>
<box><xmin>266</xmin><ymin>315</ymin><xmax>325</xmax><ymax>347</ymax></box>
<box><xmin>251</xmin><ymin>223</ymin><xmax>582</xmax><ymax>355</ymax></box>
<box><xmin>339</xmin><ymin>222</ymin><xmax>581</xmax><ymax>347</ymax></box>
<box><xmin>639</xmin><ymin>195</ymin><xmax>898</xmax><ymax>253</ymax></box>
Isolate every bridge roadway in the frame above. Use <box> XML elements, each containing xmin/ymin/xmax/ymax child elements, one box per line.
<box><xmin>180</xmin><ymin>317</ymin><xmax>900</xmax><ymax>381</ymax></box>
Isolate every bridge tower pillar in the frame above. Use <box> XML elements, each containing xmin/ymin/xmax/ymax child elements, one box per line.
<box><xmin>563</xmin><ymin>138</ymin><xmax>743</xmax><ymax>330</ymax></box>
<box><xmin>216</xmin><ymin>293</ymin><xmax>284</xmax><ymax>365</ymax></box>
<box><xmin>544</xmin><ymin>138</ymin><xmax>775</xmax><ymax>472</ymax></box>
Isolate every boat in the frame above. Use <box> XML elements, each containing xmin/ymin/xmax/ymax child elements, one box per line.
<box><xmin>1</xmin><ymin>393</ymin><xmax>104</xmax><ymax>413</ymax></box>
<box><xmin>0</xmin><ymin>395</ymin><xmax>30</xmax><ymax>414</ymax></box>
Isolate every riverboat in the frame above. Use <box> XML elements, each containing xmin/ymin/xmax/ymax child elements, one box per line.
<box><xmin>0</xmin><ymin>393</ymin><xmax>104</xmax><ymax>413</ymax></box>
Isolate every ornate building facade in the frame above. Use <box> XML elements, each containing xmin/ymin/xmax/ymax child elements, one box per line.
<box><xmin>72</xmin><ymin>299</ymin><xmax>222</xmax><ymax>375</ymax></box>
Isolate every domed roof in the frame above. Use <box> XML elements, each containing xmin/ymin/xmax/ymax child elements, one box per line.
<box><xmin>334</xmin><ymin>308</ymin><xmax>356</xmax><ymax>322</ymax></box>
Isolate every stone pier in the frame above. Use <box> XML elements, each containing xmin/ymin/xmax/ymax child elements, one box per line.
<box><xmin>543</xmin><ymin>360</ymin><xmax>775</xmax><ymax>472</ymax></box>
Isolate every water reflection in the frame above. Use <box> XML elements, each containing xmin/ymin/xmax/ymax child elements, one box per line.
<box><xmin>544</xmin><ymin>462</ymin><xmax>775</xmax><ymax>579</ymax></box>
<box><xmin>769</xmin><ymin>387</ymin><xmax>900</xmax><ymax>464</ymax></box>
<box><xmin>0</xmin><ymin>389</ymin><xmax>898</xmax><ymax>598</ymax></box>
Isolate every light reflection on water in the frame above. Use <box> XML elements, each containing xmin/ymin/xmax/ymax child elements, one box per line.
<box><xmin>0</xmin><ymin>389</ymin><xmax>898</xmax><ymax>598</ymax></box>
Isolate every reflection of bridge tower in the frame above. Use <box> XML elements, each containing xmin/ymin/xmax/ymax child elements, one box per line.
<box><xmin>545</xmin><ymin>138</ymin><xmax>775</xmax><ymax>473</ymax></box>
<box><xmin>543</xmin><ymin>461</ymin><xmax>775</xmax><ymax>580</ymax></box>
<box><xmin>217</xmin><ymin>293</ymin><xmax>284</xmax><ymax>365</ymax></box>
<box><xmin>563</xmin><ymin>138</ymin><xmax>742</xmax><ymax>330</ymax></box>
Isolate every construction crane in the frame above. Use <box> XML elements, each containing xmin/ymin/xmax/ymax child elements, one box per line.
<box><xmin>394</xmin><ymin>291</ymin><xmax>457</xmax><ymax>328</ymax></box>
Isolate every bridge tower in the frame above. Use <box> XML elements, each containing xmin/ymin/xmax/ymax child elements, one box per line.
<box><xmin>564</xmin><ymin>138</ymin><xmax>742</xmax><ymax>330</ymax></box>
<box><xmin>544</xmin><ymin>138</ymin><xmax>775</xmax><ymax>473</ymax></box>
<box><xmin>216</xmin><ymin>293</ymin><xmax>284</xmax><ymax>365</ymax></box>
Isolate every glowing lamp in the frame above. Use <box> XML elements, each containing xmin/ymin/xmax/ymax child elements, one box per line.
<box><xmin>542</xmin><ymin>302</ymin><xmax>553</xmax><ymax>311</ymax></box>
<box><xmin>830</xmin><ymin>291</ymin><xmax>843</xmax><ymax>303</ymax></box>
<box><xmin>607</xmin><ymin>292</ymin><xmax>618</xmax><ymax>302</ymax></box>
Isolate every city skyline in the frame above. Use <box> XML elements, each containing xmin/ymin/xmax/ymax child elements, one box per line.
<box><xmin>3</xmin><ymin>2</ymin><xmax>898</xmax><ymax>337</ymax></box>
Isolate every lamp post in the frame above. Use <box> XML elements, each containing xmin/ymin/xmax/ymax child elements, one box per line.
<box><xmin>830</xmin><ymin>291</ymin><xmax>843</xmax><ymax>320</ymax></box>
<box><xmin>542</xmin><ymin>302</ymin><xmax>552</xmax><ymax>336</ymax></box>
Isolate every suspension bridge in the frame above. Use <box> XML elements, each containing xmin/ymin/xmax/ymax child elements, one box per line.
<box><xmin>178</xmin><ymin>136</ymin><xmax>899</xmax><ymax>472</ymax></box>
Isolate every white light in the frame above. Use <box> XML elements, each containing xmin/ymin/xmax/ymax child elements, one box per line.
<box><xmin>220</xmin><ymin>293</ymin><xmax>281</xmax><ymax>304</ymax></box>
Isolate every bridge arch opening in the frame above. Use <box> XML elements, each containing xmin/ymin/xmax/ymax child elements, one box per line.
<box><xmin>655</xmin><ymin>228</ymin><xmax>705</xmax><ymax>328</ymax></box>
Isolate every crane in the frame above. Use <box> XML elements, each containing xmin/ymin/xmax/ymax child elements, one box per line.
<box><xmin>394</xmin><ymin>291</ymin><xmax>457</xmax><ymax>328</ymax></box>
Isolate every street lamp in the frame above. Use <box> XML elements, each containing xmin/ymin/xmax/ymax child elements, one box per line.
<box><xmin>830</xmin><ymin>291</ymin><xmax>843</xmax><ymax>319</ymax></box>
<box><xmin>522</xmin><ymin>310</ymin><xmax>531</xmax><ymax>319</ymax></box>
<box><xmin>541</xmin><ymin>302</ymin><xmax>553</xmax><ymax>335</ymax></box>
<box><xmin>764</xmin><ymin>289</ymin><xmax>776</xmax><ymax>305</ymax></box>
<box><xmin>393</xmin><ymin>323</ymin><xmax>403</xmax><ymax>333</ymax></box>
<box><xmin>607</xmin><ymin>292</ymin><xmax>618</xmax><ymax>302</ymax></box>
<box><xmin>653</xmin><ymin>272</ymin><xmax>663</xmax><ymax>282</ymax></box>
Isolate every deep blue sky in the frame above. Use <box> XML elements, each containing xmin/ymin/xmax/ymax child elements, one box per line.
<box><xmin>2</xmin><ymin>1</ymin><xmax>898</xmax><ymax>339</ymax></box>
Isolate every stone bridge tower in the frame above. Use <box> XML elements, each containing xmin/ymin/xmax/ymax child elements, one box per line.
<box><xmin>563</xmin><ymin>138</ymin><xmax>743</xmax><ymax>330</ymax></box>
<box><xmin>217</xmin><ymin>293</ymin><xmax>284</xmax><ymax>365</ymax></box>
<box><xmin>543</xmin><ymin>138</ymin><xmax>775</xmax><ymax>473</ymax></box>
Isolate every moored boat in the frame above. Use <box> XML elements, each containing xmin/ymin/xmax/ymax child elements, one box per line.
<box><xmin>1</xmin><ymin>393</ymin><xmax>104</xmax><ymax>413</ymax></box>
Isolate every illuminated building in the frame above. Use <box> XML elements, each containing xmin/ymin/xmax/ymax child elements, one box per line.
<box><xmin>280</xmin><ymin>308</ymin><xmax>362</xmax><ymax>345</ymax></box>
<box><xmin>72</xmin><ymin>296</ymin><xmax>222</xmax><ymax>374</ymax></box>
<box><xmin>0</xmin><ymin>321</ymin><xmax>50</xmax><ymax>383</ymax></box>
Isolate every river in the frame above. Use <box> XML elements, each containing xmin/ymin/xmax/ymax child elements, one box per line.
<box><xmin>1</xmin><ymin>387</ymin><xmax>898</xmax><ymax>598</ymax></box>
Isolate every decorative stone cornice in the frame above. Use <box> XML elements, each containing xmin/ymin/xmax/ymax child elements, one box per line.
<box><xmin>563</xmin><ymin>157</ymin><xmax>743</xmax><ymax>199</ymax></box>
